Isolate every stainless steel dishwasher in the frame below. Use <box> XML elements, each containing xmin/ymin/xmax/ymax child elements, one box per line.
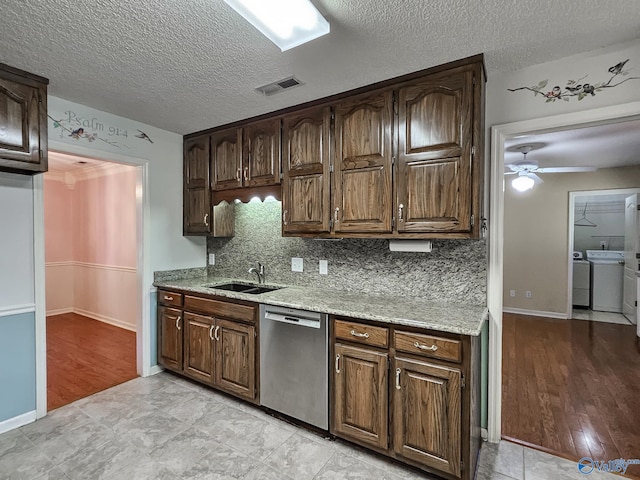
<box><xmin>259</xmin><ymin>304</ymin><xmax>328</xmax><ymax>430</ymax></box>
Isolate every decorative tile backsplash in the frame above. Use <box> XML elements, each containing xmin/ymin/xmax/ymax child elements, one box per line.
<box><xmin>207</xmin><ymin>201</ymin><xmax>487</xmax><ymax>305</ymax></box>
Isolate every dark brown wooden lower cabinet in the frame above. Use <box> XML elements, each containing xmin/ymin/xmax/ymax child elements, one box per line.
<box><xmin>214</xmin><ymin>318</ymin><xmax>256</xmax><ymax>400</ymax></box>
<box><xmin>158</xmin><ymin>306</ymin><xmax>183</xmax><ymax>372</ymax></box>
<box><xmin>333</xmin><ymin>343</ymin><xmax>388</xmax><ymax>450</ymax></box>
<box><xmin>183</xmin><ymin>312</ymin><xmax>215</xmax><ymax>384</ymax></box>
<box><xmin>392</xmin><ymin>357</ymin><xmax>462</xmax><ymax>478</ymax></box>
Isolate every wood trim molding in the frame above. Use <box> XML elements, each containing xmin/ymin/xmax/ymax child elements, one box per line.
<box><xmin>45</xmin><ymin>261</ymin><xmax>137</xmax><ymax>273</ymax></box>
<box><xmin>0</xmin><ymin>304</ymin><xmax>36</xmax><ymax>317</ymax></box>
<box><xmin>502</xmin><ymin>307</ymin><xmax>568</xmax><ymax>320</ymax></box>
<box><xmin>0</xmin><ymin>410</ymin><xmax>37</xmax><ymax>435</ymax></box>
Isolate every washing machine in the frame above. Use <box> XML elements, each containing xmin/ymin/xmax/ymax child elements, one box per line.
<box><xmin>585</xmin><ymin>250</ymin><xmax>625</xmax><ymax>313</ymax></box>
<box><xmin>572</xmin><ymin>251</ymin><xmax>590</xmax><ymax>307</ymax></box>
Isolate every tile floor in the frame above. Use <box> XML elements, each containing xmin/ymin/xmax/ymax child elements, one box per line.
<box><xmin>571</xmin><ymin>308</ymin><xmax>633</xmax><ymax>325</ymax></box>
<box><xmin>0</xmin><ymin>373</ymin><xmax>622</xmax><ymax>480</ymax></box>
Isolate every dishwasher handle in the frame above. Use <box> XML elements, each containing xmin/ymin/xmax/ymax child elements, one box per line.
<box><xmin>263</xmin><ymin>311</ymin><xmax>322</xmax><ymax>329</ymax></box>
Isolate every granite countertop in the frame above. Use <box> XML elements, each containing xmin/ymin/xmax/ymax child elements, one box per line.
<box><xmin>153</xmin><ymin>275</ymin><xmax>488</xmax><ymax>336</ymax></box>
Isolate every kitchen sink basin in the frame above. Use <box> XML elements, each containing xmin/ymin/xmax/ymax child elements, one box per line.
<box><xmin>208</xmin><ymin>283</ymin><xmax>282</xmax><ymax>295</ymax></box>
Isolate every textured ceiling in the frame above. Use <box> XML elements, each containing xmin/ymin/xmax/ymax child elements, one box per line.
<box><xmin>505</xmin><ymin>118</ymin><xmax>640</xmax><ymax>169</ymax></box>
<box><xmin>2</xmin><ymin>0</ymin><xmax>640</xmax><ymax>134</ymax></box>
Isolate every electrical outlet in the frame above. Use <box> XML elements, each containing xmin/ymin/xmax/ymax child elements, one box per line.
<box><xmin>526</xmin><ymin>291</ymin><xmax>532</xmax><ymax>298</ymax></box>
<box><xmin>510</xmin><ymin>290</ymin><xmax>516</xmax><ymax>297</ymax></box>
<box><xmin>291</xmin><ymin>257</ymin><xmax>304</xmax><ymax>272</ymax></box>
<box><xmin>208</xmin><ymin>253</ymin><xmax>215</xmax><ymax>265</ymax></box>
<box><xmin>319</xmin><ymin>260</ymin><xmax>328</xmax><ymax>275</ymax></box>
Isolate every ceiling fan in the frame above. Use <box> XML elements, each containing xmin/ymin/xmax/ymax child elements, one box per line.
<box><xmin>505</xmin><ymin>145</ymin><xmax>598</xmax><ymax>192</ymax></box>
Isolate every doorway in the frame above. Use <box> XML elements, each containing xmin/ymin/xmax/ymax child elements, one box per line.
<box><xmin>44</xmin><ymin>152</ymin><xmax>141</xmax><ymax>410</ymax></box>
<box><xmin>489</xmin><ymin>105</ymin><xmax>640</xmax><ymax>478</ymax></box>
<box><xmin>568</xmin><ymin>188</ymin><xmax>640</xmax><ymax>326</ymax></box>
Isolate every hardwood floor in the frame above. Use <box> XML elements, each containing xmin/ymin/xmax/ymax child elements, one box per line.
<box><xmin>47</xmin><ymin>313</ymin><xmax>137</xmax><ymax>411</ymax></box>
<box><xmin>502</xmin><ymin>313</ymin><xmax>640</xmax><ymax>478</ymax></box>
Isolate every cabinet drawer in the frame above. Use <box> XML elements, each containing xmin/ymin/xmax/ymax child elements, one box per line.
<box><xmin>334</xmin><ymin>319</ymin><xmax>389</xmax><ymax>348</ymax></box>
<box><xmin>158</xmin><ymin>290</ymin><xmax>183</xmax><ymax>308</ymax></box>
<box><xmin>393</xmin><ymin>331</ymin><xmax>461</xmax><ymax>363</ymax></box>
<box><xmin>184</xmin><ymin>295</ymin><xmax>256</xmax><ymax>322</ymax></box>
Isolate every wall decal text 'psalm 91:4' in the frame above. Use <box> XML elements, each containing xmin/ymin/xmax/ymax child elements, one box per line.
<box><xmin>49</xmin><ymin>110</ymin><xmax>154</xmax><ymax>149</ymax></box>
<box><xmin>508</xmin><ymin>59</ymin><xmax>639</xmax><ymax>103</ymax></box>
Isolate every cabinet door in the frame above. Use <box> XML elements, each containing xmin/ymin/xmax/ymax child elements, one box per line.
<box><xmin>397</xmin><ymin>69</ymin><xmax>473</xmax><ymax>233</ymax></box>
<box><xmin>392</xmin><ymin>357</ymin><xmax>461</xmax><ymax>477</ymax></box>
<box><xmin>183</xmin><ymin>136</ymin><xmax>211</xmax><ymax>234</ymax></box>
<box><xmin>158</xmin><ymin>306</ymin><xmax>183</xmax><ymax>372</ymax></box>
<box><xmin>183</xmin><ymin>312</ymin><xmax>215</xmax><ymax>384</ymax></box>
<box><xmin>214</xmin><ymin>318</ymin><xmax>256</xmax><ymax>400</ymax></box>
<box><xmin>0</xmin><ymin>76</ymin><xmax>46</xmax><ymax>172</ymax></box>
<box><xmin>282</xmin><ymin>106</ymin><xmax>331</xmax><ymax>233</ymax></box>
<box><xmin>244</xmin><ymin>118</ymin><xmax>281</xmax><ymax>187</ymax></box>
<box><xmin>333</xmin><ymin>91</ymin><xmax>393</xmax><ymax>233</ymax></box>
<box><xmin>333</xmin><ymin>343</ymin><xmax>388</xmax><ymax>450</ymax></box>
<box><xmin>211</xmin><ymin>128</ymin><xmax>242</xmax><ymax>191</ymax></box>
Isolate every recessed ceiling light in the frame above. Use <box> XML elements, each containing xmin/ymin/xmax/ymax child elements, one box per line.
<box><xmin>223</xmin><ymin>0</ymin><xmax>330</xmax><ymax>51</ymax></box>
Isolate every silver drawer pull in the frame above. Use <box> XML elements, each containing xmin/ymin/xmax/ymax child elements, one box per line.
<box><xmin>350</xmin><ymin>329</ymin><xmax>369</xmax><ymax>339</ymax></box>
<box><xmin>176</xmin><ymin>316</ymin><xmax>182</xmax><ymax>331</ymax></box>
<box><xmin>414</xmin><ymin>341</ymin><xmax>437</xmax><ymax>352</ymax></box>
<box><xmin>335</xmin><ymin>354</ymin><xmax>340</xmax><ymax>374</ymax></box>
<box><xmin>214</xmin><ymin>325</ymin><xmax>220</xmax><ymax>341</ymax></box>
<box><xmin>395</xmin><ymin>368</ymin><xmax>401</xmax><ymax>390</ymax></box>
<box><xmin>209</xmin><ymin>325</ymin><xmax>214</xmax><ymax>341</ymax></box>
<box><xmin>163</xmin><ymin>295</ymin><xmax>174</xmax><ymax>301</ymax></box>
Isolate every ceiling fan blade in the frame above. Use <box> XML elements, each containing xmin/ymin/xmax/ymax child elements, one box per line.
<box><xmin>504</xmin><ymin>164</ymin><xmax>522</xmax><ymax>172</ymax></box>
<box><xmin>536</xmin><ymin>166</ymin><xmax>597</xmax><ymax>173</ymax></box>
<box><xmin>529</xmin><ymin>173</ymin><xmax>544</xmax><ymax>184</ymax></box>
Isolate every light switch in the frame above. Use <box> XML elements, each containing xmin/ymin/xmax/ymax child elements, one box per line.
<box><xmin>209</xmin><ymin>253</ymin><xmax>215</xmax><ymax>265</ymax></box>
<box><xmin>319</xmin><ymin>260</ymin><xmax>328</xmax><ymax>275</ymax></box>
<box><xmin>291</xmin><ymin>257</ymin><xmax>304</xmax><ymax>272</ymax></box>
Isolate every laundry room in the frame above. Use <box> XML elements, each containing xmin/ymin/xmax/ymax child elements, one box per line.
<box><xmin>571</xmin><ymin>191</ymin><xmax>638</xmax><ymax>324</ymax></box>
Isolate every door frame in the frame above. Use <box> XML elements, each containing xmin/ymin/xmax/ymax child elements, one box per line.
<box><xmin>567</xmin><ymin>188</ymin><xmax>640</xmax><ymax>319</ymax></box>
<box><xmin>487</xmin><ymin>100</ymin><xmax>640</xmax><ymax>443</ymax></box>
<box><xmin>34</xmin><ymin>140</ymin><xmax>151</xmax><ymax>418</ymax></box>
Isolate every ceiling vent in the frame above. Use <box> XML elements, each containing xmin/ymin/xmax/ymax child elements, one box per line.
<box><xmin>256</xmin><ymin>76</ymin><xmax>303</xmax><ymax>96</ymax></box>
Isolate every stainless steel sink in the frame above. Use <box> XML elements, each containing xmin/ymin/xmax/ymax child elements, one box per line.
<box><xmin>207</xmin><ymin>282</ymin><xmax>282</xmax><ymax>295</ymax></box>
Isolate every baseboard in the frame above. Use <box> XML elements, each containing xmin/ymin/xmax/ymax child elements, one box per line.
<box><xmin>503</xmin><ymin>307</ymin><xmax>568</xmax><ymax>319</ymax></box>
<box><xmin>148</xmin><ymin>365</ymin><xmax>164</xmax><ymax>376</ymax></box>
<box><xmin>74</xmin><ymin>308</ymin><xmax>136</xmax><ymax>332</ymax></box>
<box><xmin>46</xmin><ymin>307</ymin><xmax>74</xmax><ymax>317</ymax></box>
<box><xmin>0</xmin><ymin>410</ymin><xmax>37</xmax><ymax>434</ymax></box>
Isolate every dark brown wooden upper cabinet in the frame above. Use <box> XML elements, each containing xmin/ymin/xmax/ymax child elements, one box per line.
<box><xmin>333</xmin><ymin>90</ymin><xmax>393</xmax><ymax>233</ymax></box>
<box><xmin>243</xmin><ymin>118</ymin><xmax>281</xmax><ymax>188</ymax></box>
<box><xmin>211</xmin><ymin>127</ymin><xmax>242</xmax><ymax>191</ymax></box>
<box><xmin>0</xmin><ymin>63</ymin><xmax>48</xmax><ymax>175</ymax></box>
<box><xmin>183</xmin><ymin>135</ymin><xmax>211</xmax><ymax>235</ymax></box>
<box><xmin>282</xmin><ymin>106</ymin><xmax>331</xmax><ymax>234</ymax></box>
<box><xmin>397</xmin><ymin>67</ymin><xmax>474</xmax><ymax>233</ymax></box>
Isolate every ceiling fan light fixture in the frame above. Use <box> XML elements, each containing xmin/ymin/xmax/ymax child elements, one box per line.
<box><xmin>512</xmin><ymin>174</ymin><xmax>535</xmax><ymax>192</ymax></box>
<box><xmin>223</xmin><ymin>0</ymin><xmax>330</xmax><ymax>51</ymax></box>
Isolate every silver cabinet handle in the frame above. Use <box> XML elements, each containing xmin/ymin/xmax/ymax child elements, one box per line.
<box><xmin>414</xmin><ymin>341</ymin><xmax>437</xmax><ymax>352</ymax></box>
<box><xmin>350</xmin><ymin>329</ymin><xmax>369</xmax><ymax>339</ymax></box>
<box><xmin>214</xmin><ymin>325</ymin><xmax>220</xmax><ymax>341</ymax></box>
<box><xmin>236</xmin><ymin>168</ymin><xmax>241</xmax><ymax>182</ymax></box>
<box><xmin>335</xmin><ymin>354</ymin><xmax>341</xmax><ymax>374</ymax></box>
<box><xmin>209</xmin><ymin>325</ymin><xmax>214</xmax><ymax>341</ymax></box>
<box><xmin>398</xmin><ymin>203</ymin><xmax>404</xmax><ymax>222</ymax></box>
<box><xmin>163</xmin><ymin>295</ymin><xmax>173</xmax><ymax>301</ymax></box>
<box><xmin>395</xmin><ymin>368</ymin><xmax>401</xmax><ymax>390</ymax></box>
<box><xmin>244</xmin><ymin>167</ymin><xmax>249</xmax><ymax>181</ymax></box>
<box><xmin>204</xmin><ymin>213</ymin><xmax>209</xmax><ymax>227</ymax></box>
<box><xmin>334</xmin><ymin>207</ymin><xmax>340</xmax><ymax>223</ymax></box>
<box><xmin>283</xmin><ymin>209</ymin><xmax>288</xmax><ymax>226</ymax></box>
<box><xmin>176</xmin><ymin>316</ymin><xmax>181</xmax><ymax>331</ymax></box>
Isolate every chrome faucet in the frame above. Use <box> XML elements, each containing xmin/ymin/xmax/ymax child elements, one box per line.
<box><xmin>248</xmin><ymin>262</ymin><xmax>265</xmax><ymax>284</ymax></box>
